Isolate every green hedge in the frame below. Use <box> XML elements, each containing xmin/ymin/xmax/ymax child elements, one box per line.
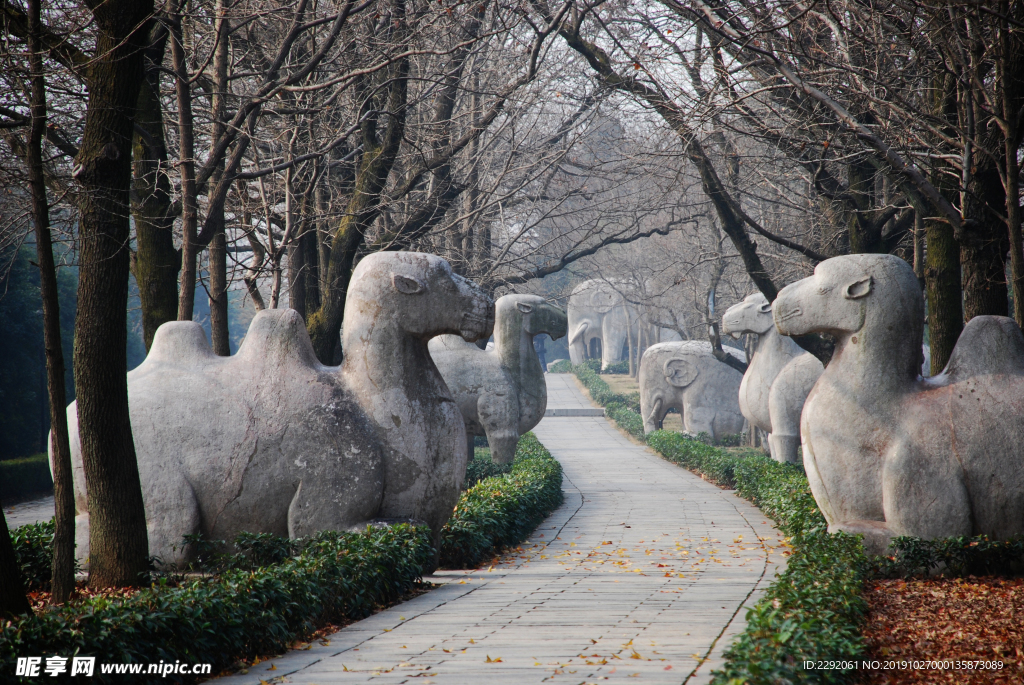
<box><xmin>439</xmin><ymin>432</ymin><xmax>563</xmax><ymax>569</ymax></box>
<box><xmin>0</xmin><ymin>453</ymin><xmax>53</xmax><ymax>502</ymax></box>
<box><xmin>2</xmin><ymin>526</ymin><xmax>432</xmax><ymax>684</ymax></box>
<box><xmin>571</xmin><ymin>365</ymin><xmax>868</xmax><ymax>684</ymax></box>
<box><xmin>547</xmin><ymin>359</ymin><xmax>572</xmax><ymax>373</ymax></box>
<box><xmin>463</xmin><ymin>446</ymin><xmax>512</xmax><ymax>488</ymax></box>
<box><xmin>9</xmin><ymin>519</ymin><xmax>59</xmax><ymax>591</ymax></box>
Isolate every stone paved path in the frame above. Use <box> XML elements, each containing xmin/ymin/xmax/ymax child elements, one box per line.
<box><xmin>217</xmin><ymin>373</ymin><xmax>786</xmax><ymax>685</ymax></box>
<box><xmin>4</xmin><ymin>494</ymin><xmax>54</xmax><ymax>529</ymax></box>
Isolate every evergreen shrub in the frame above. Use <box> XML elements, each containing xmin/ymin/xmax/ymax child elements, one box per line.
<box><xmin>439</xmin><ymin>432</ymin><xmax>562</xmax><ymax>569</ymax></box>
<box><xmin>2</xmin><ymin>526</ymin><xmax>432</xmax><ymax>684</ymax></box>
<box><xmin>0</xmin><ymin>453</ymin><xmax>53</xmax><ymax>502</ymax></box>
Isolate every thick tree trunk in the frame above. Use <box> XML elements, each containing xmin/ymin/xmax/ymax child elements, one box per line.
<box><xmin>925</xmin><ymin>219</ymin><xmax>963</xmax><ymax>375</ymax></box>
<box><xmin>960</xmin><ymin>163</ymin><xmax>1009</xmax><ymax>320</ymax></box>
<box><xmin>73</xmin><ymin>0</ymin><xmax>153</xmax><ymax>589</ymax></box>
<box><xmin>0</xmin><ymin>503</ymin><xmax>30</xmax><ymax>618</ymax></box>
<box><xmin>131</xmin><ymin>20</ymin><xmax>178</xmax><ymax>351</ymax></box>
<box><xmin>27</xmin><ymin>0</ymin><xmax>74</xmax><ymax>604</ymax></box>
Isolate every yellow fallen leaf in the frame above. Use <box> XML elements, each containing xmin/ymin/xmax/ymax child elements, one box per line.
<box><xmin>469</xmin><ymin>639</ymin><xmax>476</xmax><ymax>644</ymax></box>
<box><xmin>485</xmin><ymin>655</ymin><xmax>503</xmax><ymax>663</ymax></box>
<box><xmin>268</xmin><ymin>664</ymin><xmax>277</xmax><ymax>671</ymax></box>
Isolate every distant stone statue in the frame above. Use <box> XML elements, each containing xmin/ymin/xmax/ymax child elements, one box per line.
<box><xmin>639</xmin><ymin>341</ymin><xmax>745</xmax><ymax>441</ymax></box>
<box><xmin>722</xmin><ymin>293</ymin><xmax>823</xmax><ymax>463</ymax></box>
<box><xmin>430</xmin><ymin>294</ymin><xmax>568</xmax><ymax>464</ymax></box>
<box><xmin>774</xmin><ymin>253</ymin><xmax>1024</xmax><ymax>554</ymax></box>
<box><xmin>567</xmin><ymin>279</ymin><xmax>680</xmax><ymax>371</ymax></box>
<box><xmin>59</xmin><ymin>252</ymin><xmax>493</xmax><ymax>567</ymax></box>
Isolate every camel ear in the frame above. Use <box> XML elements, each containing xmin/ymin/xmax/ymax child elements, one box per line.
<box><xmin>516</xmin><ymin>302</ymin><xmax>534</xmax><ymax>314</ymax></box>
<box><xmin>758</xmin><ymin>301</ymin><xmax>772</xmax><ymax>314</ymax></box>
<box><xmin>392</xmin><ymin>274</ymin><xmax>426</xmax><ymax>295</ymax></box>
<box><xmin>663</xmin><ymin>358</ymin><xmax>698</xmax><ymax>387</ymax></box>
<box><xmin>843</xmin><ymin>276</ymin><xmax>873</xmax><ymax>300</ymax></box>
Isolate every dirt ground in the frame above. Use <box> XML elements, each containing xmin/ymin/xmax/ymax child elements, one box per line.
<box><xmin>858</xmin><ymin>577</ymin><xmax>1024</xmax><ymax>685</ymax></box>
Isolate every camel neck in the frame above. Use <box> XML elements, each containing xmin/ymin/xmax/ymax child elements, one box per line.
<box><xmin>824</xmin><ymin>331</ymin><xmax>916</xmax><ymax>406</ymax></box>
<box><xmin>495</xmin><ymin>319</ymin><xmax>542</xmax><ymax>396</ymax></box>
<box><xmin>341</xmin><ymin>309</ymin><xmax>444</xmax><ymax>400</ymax></box>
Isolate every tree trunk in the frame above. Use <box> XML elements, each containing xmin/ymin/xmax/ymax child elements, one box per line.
<box><xmin>131</xmin><ymin>18</ymin><xmax>178</xmax><ymax>351</ymax></box>
<box><xmin>960</xmin><ymin>161</ymin><xmax>1009</xmax><ymax>320</ymax></box>
<box><xmin>171</xmin><ymin>9</ymin><xmax>198</xmax><ymax>322</ymax></box>
<box><xmin>208</xmin><ymin>0</ymin><xmax>231</xmax><ymax>355</ymax></box>
<box><xmin>0</xmin><ymin>503</ymin><xmax>31</xmax><ymax>618</ymax></box>
<box><xmin>306</xmin><ymin>44</ymin><xmax>409</xmax><ymax>362</ymax></box>
<box><xmin>73</xmin><ymin>0</ymin><xmax>153</xmax><ymax>589</ymax></box>
<box><xmin>925</xmin><ymin>218</ymin><xmax>963</xmax><ymax>375</ymax></box>
<box><xmin>209</xmin><ymin>226</ymin><xmax>230</xmax><ymax>354</ymax></box>
<box><xmin>27</xmin><ymin>0</ymin><xmax>74</xmax><ymax>604</ymax></box>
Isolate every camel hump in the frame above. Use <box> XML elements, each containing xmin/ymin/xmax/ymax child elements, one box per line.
<box><xmin>944</xmin><ymin>315</ymin><xmax>1024</xmax><ymax>380</ymax></box>
<box><xmin>235</xmin><ymin>308</ymin><xmax>321</xmax><ymax>370</ymax></box>
<box><xmin>145</xmin><ymin>321</ymin><xmax>216</xmax><ymax>366</ymax></box>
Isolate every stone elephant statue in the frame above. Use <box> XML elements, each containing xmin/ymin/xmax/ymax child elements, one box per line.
<box><xmin>567</xmin><ymin>279</ymin><xmax>631</xmax><ymax>370</ymax></box>
<box><xmin>639</xmin><ymin>341</ymin><xmax>745</xmax><ymax>441</ymax></box>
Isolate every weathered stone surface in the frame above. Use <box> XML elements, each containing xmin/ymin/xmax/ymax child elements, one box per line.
<box><xmin>639</xmin><ymin>341</ymin><xmax>745</xmax><ymax>441</ymax></box>
<box><xmin>60</xmin><ymin>252</ymin><xmax>493</xmax><ymax>567</ymax></box>
<box><xmin>430</xmin><ymin>294</ymin><xmax>567</xmax><ymax>464</ymax></box>
<box><xmin>722</xmin><ymin>293</ymin><xmax>823</xmax><ymax>463</ymax></box>
<box><xmin>774</xmin><ymin>253</ymin><xmax>1024</xmax><ymax>554</ymax></box>
<box><xmin>567</xmin><ymin>279</ymin><xmax>679</xmax><ymax>370</ymax></box>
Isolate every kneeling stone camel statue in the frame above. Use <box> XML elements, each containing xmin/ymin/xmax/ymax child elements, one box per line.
<box><xmin>60</xmin><ymin>252</ymin><xmax>494</xmax><ymax>567</ymax></box>
<box><xmin>429</xmin><ymin>294</ymin><xmax>568</xmax><ymax>464</ymax></box>
<box><xmin>722</xmin><ymin>293</ymin><xmax>823</xmax><ymax>463</ymax></box>
<box><xmin>774</xmin><ymin>253</ymin><xmax>1024</xmax><ymax>554</ymax></box>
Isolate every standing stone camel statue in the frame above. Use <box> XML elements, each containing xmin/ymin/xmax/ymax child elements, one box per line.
<box><xmin>430</xmin><ymin>294</ymin><xmax>568</xmax><ymax>464</ymax></box>
<box><xmin>774</xmin><ymin>253</ymin><xmax>1024</xmax><ymax>554</ymax></box>
<box><xmin>722</xmin><ymin>292</ymin><xmax>823</xmax><ymax>463</ymax></box>
<box><xmin>58</xmin><ymin>252</ymin><xmax>494</xmax><ymax>567</ymax></box>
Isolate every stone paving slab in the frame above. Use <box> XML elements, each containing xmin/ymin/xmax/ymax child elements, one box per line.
<box><xmin>214</xmin><ymin>373</ymin><xmax>786</xmax><ymax>685</ymax></box>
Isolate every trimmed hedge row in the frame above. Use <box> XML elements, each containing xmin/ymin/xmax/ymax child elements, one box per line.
<box><xmin>570</xmin><ymin>364</ymin><xmax>868</xmax><ymax>684</ymax></box>
<box><xmin>2</xmin><ymin>526</ymin><xmax>432</xmax><ymax>684</ymax></box>
<box><xmin>0</xmin><ymin>453</ymin><xmax>53</xmax><ymax>502</ymax></box>
<box><xmin>439</xmin><ymin>432</ymin><xmax>563</xmax><ymax>569</ymax></box>
<box><xmin>4</xmin><ymin>433</ymin><xmax>562</xmax><ymax>683</ymax></box>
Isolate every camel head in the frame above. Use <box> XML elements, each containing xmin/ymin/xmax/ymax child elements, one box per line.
<box><xmin>774</xmin><ymin>254</ymin><xmax>922</xmax><ymax>338</ymax></box>
<box><xmin>499</xmin><ymin>295</ymin><xmax>568</xmax><ymax>341</ymax></box>
<box><xmin>347</xmin><ymin>252</ymin><xmax>494</xmax><ymax>343</ymax></box>
<box><xmin>721</xmin><ymin>292</ymin><xmax>773</xmax><ymax>338</ymax></box>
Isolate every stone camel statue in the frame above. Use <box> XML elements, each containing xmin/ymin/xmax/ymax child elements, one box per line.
<box><xmin>722</xmin><ymin>292</ymin><xmax>823</xmax><ymax>463</ymax></box>
<box><xmin>639</xmin><ymin>341</ymin><xmax>745</xmax><ymax>441</ymax></box>
<box><xmin>774</xmin><ymin>253</ymin><xmax>1024</xmax><ymax>555</ymax></box>
<box><xmin>430</xmin><ymin>294</ymin><xmax>568</xmax><ymax>464</ymax></box>
<box><xmin>59</xmin><ymin>252</ymin><xmax>494</xmax><ymax>567</ymax></box>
